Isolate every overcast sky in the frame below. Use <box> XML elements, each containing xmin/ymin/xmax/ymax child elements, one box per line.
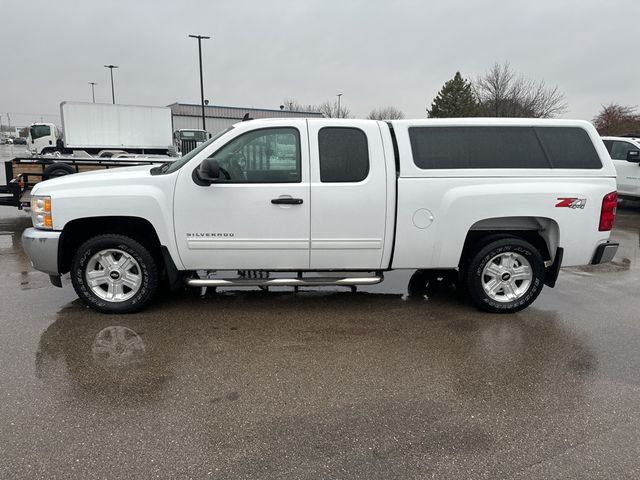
<box><xmin>1</xmin><ymin>0</ymin><xmax>638</xmax><ymax>127</ymax></box>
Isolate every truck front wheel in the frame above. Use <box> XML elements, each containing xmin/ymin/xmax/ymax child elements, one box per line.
<box><xmin>465</xmin><ymin>237</ymin><xmax>544</xmax><ymax>313</ymax></box>
<box><xmin>71</xmin><ymin>234</ymin><xmax>159</xmax><ymax>314</ymax></box>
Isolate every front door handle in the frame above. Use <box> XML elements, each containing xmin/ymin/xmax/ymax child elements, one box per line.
<box><xmin>271</xmin><ymin>197</ymin><xmax>303</xmax><ymax>205</ymax></box>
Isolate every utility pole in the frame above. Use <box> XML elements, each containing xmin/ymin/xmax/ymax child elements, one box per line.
<box><xmin>89</xmin><ymin>82</ymin><xmax>97</xmax><ymax>103</ymax></box>
<box><xmin>104</xmin><ymin>65</ymin><xmax>118</xmax><ymax>104</ymax></box>
<box><xmin>6</xmin><ymin>113</ymin><xmax>10</xmax><ymax>136</ymax></box>
<box><xmin>188</xmin><ymin>34</ymin><xmax>211</xmax><ymax>131</ymax></box>
<box><xmin>336</xmin><ymin>93</ymin><xmax>343</xmax><ymax>118</ymax></box>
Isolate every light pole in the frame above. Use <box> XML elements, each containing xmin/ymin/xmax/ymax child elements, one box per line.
<box><xmin>104</xmin><ymin>65</ymin><xmax>118</xmax><ymax>104</ymax></box>
<box><xmin>89</xmin><ymin>82</ymin><xmax>97</xmax><ymax>103</ymax></box>
<box><xmin>337</xmin><ymin>93</ymin><xmax>343</xmax><ymax>118</ymax></box>
<box><xmin>188</xmin><ymin>34</ymin><xmax>210</xmax><ymax>131</ymax></box>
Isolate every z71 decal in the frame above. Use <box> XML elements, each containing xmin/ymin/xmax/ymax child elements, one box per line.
<box><xmin>556</xmin><ymin>198</ymin><xmax>587</xmax><ymax>209</ymax></box>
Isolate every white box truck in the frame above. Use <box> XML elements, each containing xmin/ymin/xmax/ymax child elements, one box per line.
<box><xmin>29</xmin><ymin>102</ymin><xmax>173</xmax><ymax>157</ymax></box>
<box><xmin>0</xmin><ymin>102</ymin><xmax>174</xmax><ymax>208</ymax></box>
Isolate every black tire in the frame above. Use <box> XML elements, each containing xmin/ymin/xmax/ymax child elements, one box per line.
<box><xmin>42</xmin><ymin>162</ymin><xmax>75</xmax><ymax>180</ymax></box>
<box><xmin>71</xmin><ymin>234</ymin><xmax>159</xmax><ymax>314</ymax></box>
<box><xmin>465</xmin><ymin>237</ymin><xmax>544</xmax><ymax>313</ymax></box>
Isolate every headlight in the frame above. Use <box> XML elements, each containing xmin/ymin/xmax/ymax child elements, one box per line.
<box><xmin>31</xmin><ymin>195</ymin><xmax>53</xmax><ymax>229</ymax></box>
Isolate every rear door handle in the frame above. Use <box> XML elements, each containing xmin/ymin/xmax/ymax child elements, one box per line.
<box><xmin>271</xmin><ymin>198</ymin><xmax>303</xmax><ymax>205</ymax></box>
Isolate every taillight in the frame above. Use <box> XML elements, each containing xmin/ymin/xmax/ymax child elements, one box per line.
<box><xmin>599</xmin><ymin>191</ymin><xmax>618</xmax><ymax>231</ymax></box>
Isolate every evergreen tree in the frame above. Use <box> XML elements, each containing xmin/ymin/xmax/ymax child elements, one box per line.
<box><xmin>427</xmin><ymin>72</ymin><xmax>479</xmax><ymax>118</ymax></box>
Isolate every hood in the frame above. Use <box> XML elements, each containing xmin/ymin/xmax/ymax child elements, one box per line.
<box><xmin>31</xmin><ymin>164</ymin><xmax>157</xmax><ymax>196</ymax></box>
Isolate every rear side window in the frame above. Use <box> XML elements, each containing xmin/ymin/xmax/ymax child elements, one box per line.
<box><xmin>535</xmin><ymin>127</ymin><xmax>602</xmax><ymax>168</ymax></box>
<box><xmin>318</xmin><ymin>127</ymin><xmax>369</xmax><ymax>182</ymax></box>
<box><xmin>409</xmin><ymin>126</ymin><xmax>602</xmax><ymax>170</ymax></box>
<box><xmin>410</xmin><ymin>127</ymin><xmax>549</xmax><ymax>169</ymax></box>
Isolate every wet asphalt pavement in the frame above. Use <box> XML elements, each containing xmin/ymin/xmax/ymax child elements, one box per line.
<box><xmin>2</xmin><ymin>205</ymin><xmax>640</xmax><ymax>479</ymax></box>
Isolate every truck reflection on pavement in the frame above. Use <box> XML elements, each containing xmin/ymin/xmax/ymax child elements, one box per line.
<box><xmin>35</xmin><ymin>308</ymin><xmax>176</xmax><ymax>402</ymax></box>
<box><xmin>34</xmin><ymin>283</ymin><xmax>593</xmax><ymax>414</ymax></box>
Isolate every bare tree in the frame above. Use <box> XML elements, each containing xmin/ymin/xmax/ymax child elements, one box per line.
<box><xmin>367</xmin><ymin>106</ymin><xmax>405</xmax><ymax>120</ymax></box>
<box><xmin>592</xmin><ymin>103</ymin><xmax>640</xmax><ymax>136</ymax></box>
<box><xmin>281</xmin><ymin>98</ymin><xmax>320</xmax><ymax>113</ymax></box>
<box><xmin>280</xmin><ymin>98</ymin><xmax>350</xmax><ymax>117</ymax></box>
<box><xmin>317</xmin><ymin>100</ymin><xmax>351</xmax><ymax>118</ymax></box>
<box><xmin>474</xmin><ymin>62</ymin><xmax>567</xmax><ymax>118</ymax></box>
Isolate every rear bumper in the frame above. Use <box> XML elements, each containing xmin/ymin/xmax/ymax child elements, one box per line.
<box><xmin>22</xmin><ymin>227</ymin><xmax>61</xmax><ymax>276</ymax></box>
<box><xmin>591</xmin><ymin>242</ymin><xmax>619</xmax><ymax>265</ymax></box>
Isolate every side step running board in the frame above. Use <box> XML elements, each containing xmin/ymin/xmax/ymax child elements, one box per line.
<box><xmin>185</xmin><ymin>275</ymin><xmax>384</xmax><ymax>288</ymax></box>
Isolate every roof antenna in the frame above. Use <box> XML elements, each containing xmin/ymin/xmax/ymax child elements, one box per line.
<box><xmin>242</xmin><ymin>113</ymin><xmax>253</xmax><ymax>121</ymax></box>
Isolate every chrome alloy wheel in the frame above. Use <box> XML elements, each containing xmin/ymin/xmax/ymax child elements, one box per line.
<box><xmin>85</xmin><ymin>249</ymin><xmax>143</xmax><ymax>302</ymax></box>
<box><xmin>481</xmin><ymin>252</ymin><xmax>533</xmax><ymax>303</ymax></box>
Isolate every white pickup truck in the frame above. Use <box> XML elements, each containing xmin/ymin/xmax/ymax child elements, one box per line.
<box><xmin>601</xmin><ymin>136</ymin><xmax>640</xmax><ymax>198</ymax></box>
<box><xmin>22</xmin><ymin>118</ymin><xmax>619</xmax><ymax>314</ymax></box>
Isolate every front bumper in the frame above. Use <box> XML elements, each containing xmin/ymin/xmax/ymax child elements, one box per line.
<box><xmin>22</xmin><ymin>227</ymin><xmax>61</xmax><ymax>276</ymax></box>
<box><xmin>592</xmin><ymin>241</ymin><xmax>619</xmax><ymax>264</ymax></box>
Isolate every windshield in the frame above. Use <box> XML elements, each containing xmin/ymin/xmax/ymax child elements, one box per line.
<box><xmin>30</xmin><ymin>124</ymin><xmax>51</xmax><ymax>140</ymax></box>
<box><xmin>162</xmin><ymin>126</ymin><xmax>233</xmax><ymax>174</ymax></box>
<box><xmin>179</xmin><ymin>130</ymin><xmax>208</xmax><ymax>142</ymax></box>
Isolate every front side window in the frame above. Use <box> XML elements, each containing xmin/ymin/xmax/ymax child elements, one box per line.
<box><xmin>318</xmin><ymin>127</ymin><xmax>369</xmax><ymax>182</ymax></box>
<box><xmin>30</xmin><ymin>125</ymin><xmax>51</xmax><ymax>140</ymax></box>
<box><xmin>210</xmin><ymin>127</ymin><xmax>301</xmax><ymax>183</ymax></box>
<box><xmin>610</xmin><ymin>141</ymin><xmax>640</xmax><ymax>161</ymax></box>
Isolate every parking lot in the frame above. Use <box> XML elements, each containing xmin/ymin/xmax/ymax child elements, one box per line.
<box><xmin>1</xmin><ymin>203</ymin><xmax>640</xmax><ymax>479</ymax></box>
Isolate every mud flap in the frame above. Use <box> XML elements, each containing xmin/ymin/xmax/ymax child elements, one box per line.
<box><xmin>161</xmin><ymin>246</ymin><xmax>182</xmax><ymax>291</ymax></box>
<box><xmin>544</xmin><ymin>247</ymin><xmax>563</xmax><ymax>288</ymax></box>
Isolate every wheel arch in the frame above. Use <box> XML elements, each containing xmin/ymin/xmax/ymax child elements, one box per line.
<box><xmin>459</xmin><ymin>216</ymin><xmax>560</xmax><ymax>267</ymax></box>
<box><xmin>59</xmin><ymin>216</ymin><xmax>165</xmax><ymax>275</ymax></box>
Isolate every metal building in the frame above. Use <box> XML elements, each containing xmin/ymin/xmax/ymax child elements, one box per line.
<box><xmin>168</xmin><ymin>103</ymin><xmax>324</xmax><ymax>135</ymax></box>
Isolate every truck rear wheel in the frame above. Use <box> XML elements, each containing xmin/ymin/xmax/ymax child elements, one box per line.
<box><xmin>465</xmin><ymin>237</ymin><xmax>544</xmax><ymax>313</ymax></box>
<box><xmin>71</xmin><ymin>234</ymin><xmax>159</xmax><ymax>314</ymax></box>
